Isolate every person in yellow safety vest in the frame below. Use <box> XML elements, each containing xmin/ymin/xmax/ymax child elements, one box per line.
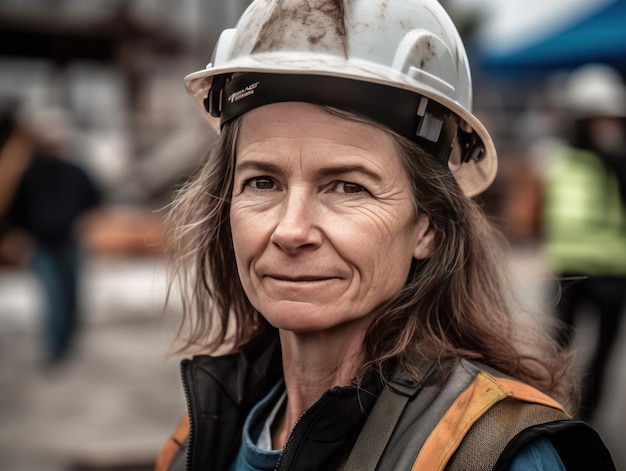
<box><xmin>543</xmin><ymin>63</ymin><xmax>626</xmax><ymax>422</ymax></box>
<box><xmin>156</xmin><ymin>2</ymin><xmax>615</xmax><ymax>470</ymax></box>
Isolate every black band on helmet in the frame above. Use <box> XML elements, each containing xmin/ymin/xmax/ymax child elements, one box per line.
<box><xmin>205</xmin><ymin>72</ymin><xmax>484</xmax><ymax>165</ymax></box>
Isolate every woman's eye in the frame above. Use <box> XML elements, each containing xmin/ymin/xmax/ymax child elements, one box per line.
<box><xmin>244</xmin><ymin>177</ymin><xmax>275</xmax><ymax>191</ymax></box>
<box><xmin>333</xmin><ymin>181</ymin><xmax>365</xmax><ymax>194</ymax></box>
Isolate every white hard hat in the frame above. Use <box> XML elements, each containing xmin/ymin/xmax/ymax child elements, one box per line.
<box><xmin>562</xmin><ymin>63</ymin><xmax>626</xmax><ymax>119</ymax></box>
<box><xmin>184</xmin><ymin>0</ymin><xmax>497</xmax><ymax>196</ymax></box>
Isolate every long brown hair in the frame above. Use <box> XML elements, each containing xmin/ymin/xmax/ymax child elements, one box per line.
<box><xmin>166</xmin><ymin>107</ymin><xmax>579</xmax><ymax>409</ymax></box>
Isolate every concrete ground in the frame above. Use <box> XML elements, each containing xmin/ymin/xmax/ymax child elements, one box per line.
<box><xmin>0</xmin><ymin>248</ymin><xmax>625</xmax><ymax>470</ymax></box>
<box><xmin>0</xmin><ymin>256</ymin><xmax>185</xmax><ymax>471</ymax></box>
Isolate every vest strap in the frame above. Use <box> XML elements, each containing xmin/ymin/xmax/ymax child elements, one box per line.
<box><xmin>339</xmin><ymin>384</ymin><xmax>412</xmax><ymax>471</ymax></box>
<box><xmin>339</xmin><ymin>363</ymin><xmax>434</xmax><ymax>471</ymax></box>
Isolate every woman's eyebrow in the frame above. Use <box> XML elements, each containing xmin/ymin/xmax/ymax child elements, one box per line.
<box><xmin>315</xmin><ymin>164</ymin><xmax>382</xmax><ymax>182</ymax></box>
<box><xmin>234</xmin><ymin>160</ymin><xmax>282</xmax><ymax>174</ymax></box>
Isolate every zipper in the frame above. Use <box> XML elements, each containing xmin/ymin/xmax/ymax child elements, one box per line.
<box><xmin>275</xmin><ymin>389</ymin><xmax>337</xmax><ymax>471</ymax></box>
<box><xmin>180</xmin><ymin>359</ymin><xmax>195</xmax><ymax>471</ymax></box>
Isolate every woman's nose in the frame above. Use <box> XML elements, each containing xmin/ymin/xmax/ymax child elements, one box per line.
<box><xmin>270</xmin><ymin>191</ymin><xmax>322</xmax><ymax>253</ymax></box>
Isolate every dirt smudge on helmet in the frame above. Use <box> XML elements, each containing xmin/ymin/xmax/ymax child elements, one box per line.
<box><xmin>252</xmin><ymin>0</ymin><xmax>349</xmax><ymax>57</ymax></box>
<box><xmin>420</xmin><ymin>36</ymin><xmax>436</xmax><ymax>67</ymax></box>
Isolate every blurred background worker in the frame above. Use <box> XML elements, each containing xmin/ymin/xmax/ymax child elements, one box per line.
<box><xmin>0</xmin><ymin>99</ymin><xmax>102</xmax><ymax>365</ymax></box>
<box><xmin>542</xmin><ymin>64</ymin><xmax>626</xmax><ymax>422</ymax></box>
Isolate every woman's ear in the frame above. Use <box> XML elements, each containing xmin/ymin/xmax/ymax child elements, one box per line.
<box><xmin>413</xmin><ymin>213</ymin><xmax>435</xmax><ymax>260</ymax></box>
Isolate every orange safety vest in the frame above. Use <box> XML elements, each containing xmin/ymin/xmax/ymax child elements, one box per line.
<box><xmin>155</xmin><ymin>415</ymin><xmax>189</xmax><ymax>471</ymax></box>
<box><xmin>155</xmin><ymin>361</ymin><xmax>613</xmax><ymax>471</ymax></box>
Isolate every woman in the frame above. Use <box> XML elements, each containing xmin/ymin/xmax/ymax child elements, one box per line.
<box><xmin>156</xmin><ymin>1</ymin><xmax>615</xmax><ymax>470</ymax></box>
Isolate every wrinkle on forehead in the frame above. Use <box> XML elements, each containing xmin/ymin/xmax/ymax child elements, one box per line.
<box><xmin>252</xmin><ymin>0</ymin><xmax>349</xmax><ymax>56</ymax></box>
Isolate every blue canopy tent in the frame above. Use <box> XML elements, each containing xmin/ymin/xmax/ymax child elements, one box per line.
<box><xmin>478</xmin><ymin>0</ymin><xmax>626</xmax><ymax>77</ymax></box>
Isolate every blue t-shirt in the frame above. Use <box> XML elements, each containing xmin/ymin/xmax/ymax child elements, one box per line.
<box><xmin>510</xmin><ymin>437</ymin><xmax>566</xmax><ymax>470</ymax></box>
<box><xmin>231</xmin><ymin>382</ymin><xmax>566</xmax><ymax>471</ymax></box>
<box><xmin>231</xmin><ymin>382</ymin><xmax>283</xmax><ymax>471</ymax></box>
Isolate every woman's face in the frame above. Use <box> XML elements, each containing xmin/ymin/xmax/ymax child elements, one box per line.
<box><xmin>230</xmin><ymin>102</ymin><xmax>433</xmax><ymax>333</ymax></box>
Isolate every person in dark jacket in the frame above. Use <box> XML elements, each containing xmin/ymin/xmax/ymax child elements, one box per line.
<box><xmin>0</xmin><ymin>100</ymin><xmax>102</xmax><ymax>364</ymax></box>
<box><xmin>156</xmin><ymin>1</ymin><xmax>615</xmax><ymax>470</ymax></box>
